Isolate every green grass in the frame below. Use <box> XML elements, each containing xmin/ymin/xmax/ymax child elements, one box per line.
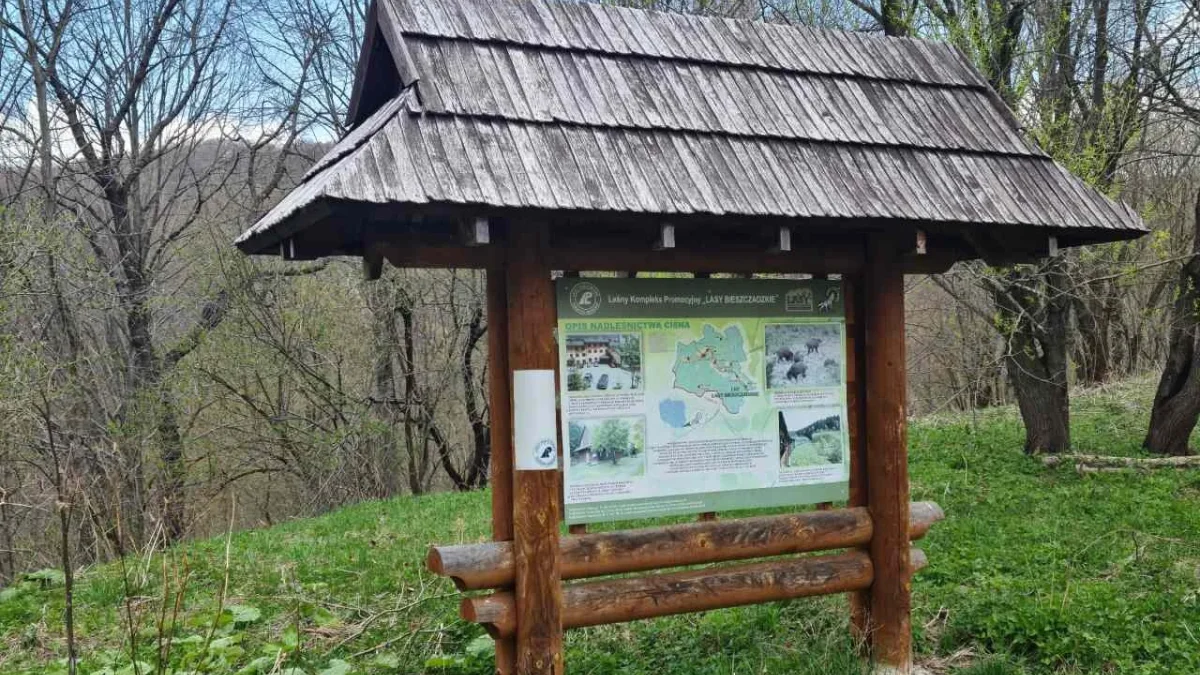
<box><xmin>2</xmin><ymin>378</ymin><xmax>1198</xmax><ymax>674</ymax></box>
<box><xmin>785</xmin><ymin>430</ymin><xmax>843</xmax><ymax>467</ymax></box>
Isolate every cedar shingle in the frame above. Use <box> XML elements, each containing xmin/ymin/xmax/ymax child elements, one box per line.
<box><xmin>236</xmin><ymin>0</ymin><xmax>1146</xmax><ymax>253</ymax></box>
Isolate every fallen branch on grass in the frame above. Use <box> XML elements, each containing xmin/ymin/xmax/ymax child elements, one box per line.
<box><xmin>1042</xmin><ymin>454</ymin><xmax>1200</xmax><ymax>472</ymax></box>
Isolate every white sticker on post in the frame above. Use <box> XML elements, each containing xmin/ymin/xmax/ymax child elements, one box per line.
<box><xmin>513</xmin><ymin>369</ymin><xmax>559</xmax><ymax>471</ymax></box>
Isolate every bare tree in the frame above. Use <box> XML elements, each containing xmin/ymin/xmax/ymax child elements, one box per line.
<box><xmin>1144</xmin><ymin>191</ymin><xmax>1200</xmax><ymax>455</ymax></box>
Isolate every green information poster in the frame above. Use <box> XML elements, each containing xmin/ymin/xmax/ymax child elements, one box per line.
<box><xmin>557</xmin><ymin>277</ymin><xmax>850</xmax><ymax>524</ymax></box>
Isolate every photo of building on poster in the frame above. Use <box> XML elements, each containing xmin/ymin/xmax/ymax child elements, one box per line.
<box><xmin>564</xmin><ymin>333</ymin><xmax>643</xmax><ymax>393</ymax></box>
<box><xmin>567</xmin><ymin>416</ymin><xmax>647</xmax><ymax>484</ymax></box>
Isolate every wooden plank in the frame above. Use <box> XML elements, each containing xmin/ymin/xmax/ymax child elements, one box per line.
<box><xmin>505</xmin><ymin>224</ymin><xmax>563</xmax><ymax>675</ymax></box>
<box><xmin>363</xmin><ymin>229</ymin><xmax>951</xmax><ymax>274</ymax></box>
<box><xmin>461</xmin><ymin>549</ymin><xmax>934</xmax><ymax>638</ymax></box>
<box><xmin>486</xmin><ymin>265</ymin><xmax>515</xmax><ymax>675</ymax></box>
<box><xmin>429</xmin><ymin>503</ymin><xmax>944</xmax><ymax>591</ymax></box>
<box><xmin>374</xmin><ymin>0</ymin><xmax>421</xmax><ymax>87</ymax></box>
<box><xmin>864</xmin><ymin>238</ymin><xmax>912</xmax><ymax>673</ymax></box>
<box><xmin>546</xmin><ymin>244</ymin><xmax>863</xmax><ymax>275</ymax></box>
<box><xmin>844</xmin><ymin>272</ymin><xmax>870</xmax><ymax>643</ymax></box>
<box><xmin>377</xmin><ymin>242</ymin><xmax>502</xmax><ymax>269</ymax></box>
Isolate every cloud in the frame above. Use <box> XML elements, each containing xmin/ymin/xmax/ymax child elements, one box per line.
<box><xmin>0</xmin><ymin>97</ymin><xmax>314</xmax><ymax>170</ymax></box>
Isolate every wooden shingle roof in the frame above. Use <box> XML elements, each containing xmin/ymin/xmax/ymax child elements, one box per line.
<box><xmin>235</xmin><ymin>0</ymin><xmax>1146</xmax><ymax>256</ymax></box>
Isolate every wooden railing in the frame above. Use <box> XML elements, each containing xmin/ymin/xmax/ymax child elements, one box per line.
<box><xmin>428</xmin><ymin>502</ymin><xmax>943</xmax><ymax>636</ymax></box>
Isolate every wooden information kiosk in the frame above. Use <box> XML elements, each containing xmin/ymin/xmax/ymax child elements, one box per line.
<box><xmin>234</xmin><ymin>1</ymin><xmax>1148</xmax><ymax>673</ymax></box>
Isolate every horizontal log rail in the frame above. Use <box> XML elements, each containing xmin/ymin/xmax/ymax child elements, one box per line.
<box><xmin>428</xmin><ymin>502</ymin><xmax>943</xmax><ymax>591</ymax></box>
<box><xmin>1042</xmin><ymin>454</ymin><xmax>1200</xmax><ymax>470</ymax></box>
<box><xmin>463</xmin><ymin>547</ymin><xmax>929</xmax><ymax>638</ymax></box>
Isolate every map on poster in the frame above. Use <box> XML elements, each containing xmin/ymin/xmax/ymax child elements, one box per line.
<box><xmin>557</xmin><ymin>277</ymin><xmax>850</xmax><ymax>524</ymax></box>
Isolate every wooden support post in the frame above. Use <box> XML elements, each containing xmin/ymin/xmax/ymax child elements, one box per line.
<box><xmin>506</xmin><ymin>225</ymin><xmax>563</xmax><ymax>675</ymax></box>
<box><xmin>362</xmin><ymin>246</ymin><xmax>384</xmax><ymax>281</ymax></box>
<box><xmin>845</xmin><ymin>274</ymin><xmax>870</xmax><ymax>643</ymax></box>
<box><xmin>864</xmin><ymin>238</ymin><xmax>912</xmax><ymax>673</ymax></box>
<box><xmin>486</xmin><ymin>267</ymin><xmax>516</xmax><ymax>675</ymax></box>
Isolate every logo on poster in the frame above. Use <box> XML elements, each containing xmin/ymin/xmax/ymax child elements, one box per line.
<box><xmin>817</xmin><ymin>288</ymin><xmax>841</xmax><ymax>312</ymax></box>
<box><xmin>532</xmin><ymin>438</ymin><xmax>558</xmax><ymax>468</ymax></box>
<box><xmin>785</xmin><ymin>287</ymin><xmax>814</xmax><ymax>312</ymax></box>
<box><xmin>569</xmin><ymin>282</ymin><xmax>602</xmax><ymax>315</ymax></box>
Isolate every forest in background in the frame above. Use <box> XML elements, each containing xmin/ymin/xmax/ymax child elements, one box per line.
<box><xmin>1</xmin><ymin>0</ymin><xmax>1199</xmax><ymax>588</ymax></box>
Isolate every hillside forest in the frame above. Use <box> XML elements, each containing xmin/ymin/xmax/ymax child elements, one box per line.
<box><xmin>1</xmin><ymin>0</ymin><xmax>1200</xmax><ymax>616</ymax></box>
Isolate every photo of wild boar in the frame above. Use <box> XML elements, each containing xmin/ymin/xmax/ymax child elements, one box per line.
<box><xmin>764</xmin><ymin>323</ymin><xmax>843</xmax><ymax>389</ymax></box>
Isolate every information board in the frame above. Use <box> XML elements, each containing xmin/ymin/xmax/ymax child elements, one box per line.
<box><xmin>557</xmin><ymin>277</ymin><xmax>850</xmax><ymax>524</ymax></box>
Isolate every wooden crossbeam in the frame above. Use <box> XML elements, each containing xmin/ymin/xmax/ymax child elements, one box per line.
<box><xmin>462</xmin><ymin>548</ymin><xmax>930</xmax><ymax>639</ymax></box>
<box><xmin>428</xmin><ymin>502</ymin><xmax>944</xmax><ymax>591</ymax></box>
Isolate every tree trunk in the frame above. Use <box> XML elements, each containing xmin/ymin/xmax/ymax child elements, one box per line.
<box><xmin>461</xmin><ymin>303</ymin><xmax>490</xmax><ymax>489</ymax></box>
<box><xmin>1074</xmin><ymin>292</ymin><xmax>1113</xmax><ymax>385</ymax></box>
<box><xmin>1142</xmin><ymin>397</ymin><xmax>1198</xmax><ymax>456</ymax></box>
<box><xmin>0</xmin><ymin>474</ymin><xmax>14</xmax><ymax>583</ymax></box>
<box><xmin>157</xmin><ymin>385</ymin><xmax>187</xmax><ymax>541</ymax></box>
<box><xmin>880</xmin><ymin>0</ymin><xmax>906</xmax><ymax>36</ymax></box>
<box><xmin>1009</xmin><ymin>360</ymin><xmax>1071</xmax><ymax>453</ymax></box>
<box><xmin>396</xmin><ymin>299</ymin><xmax>429</xmax><ymax>495</ymax></box>
<box><xmin>1144</xmin><ymin>190</ymin><xmax>1200</xmax><ymax>456</ymax></box>
<box><xmin>995</xmin><ymin>261</ymin><xmax>1072</xmax><ymax>454</ymax></box>
<box><xmin>367</xmin><ymin>282</ymin><xmax>404</xmax><ymax>498</ymax></box>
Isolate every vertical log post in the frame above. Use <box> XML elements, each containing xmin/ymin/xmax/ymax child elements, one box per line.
<box><xmin>845</xmin><ymin>274</ymin><xmax>870</xmax><ymax>644</ymax></box>
<box><xmin>506</xmin><ymin>224</ymin><xmax>564</xmax><ymax>675</ymax></box>
<box><xmin>864</xmin><ymin>239</ymin><xmax>912</xmax><ymax>672</ymax></box>
<box><xmin>486</xmin><ymin>267</ymin><xmax>516</xmax><ymax>675</ymax></box>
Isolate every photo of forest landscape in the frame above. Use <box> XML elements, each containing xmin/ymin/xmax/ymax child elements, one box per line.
<box><xmin>778</xmin><ymin>409</ymin><xmax>844</xmax><ymax>468</ymax></box>
<box><xmin>568</xmin><ymin>417</ymin><xmax>646</xmax><ymax>483</ymax></box>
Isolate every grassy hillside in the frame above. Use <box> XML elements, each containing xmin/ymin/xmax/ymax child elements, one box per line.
<box><xmin>2</xmin><ymin>379</ymin><xmax>1198</xmax><ymax>674</ymax></box>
